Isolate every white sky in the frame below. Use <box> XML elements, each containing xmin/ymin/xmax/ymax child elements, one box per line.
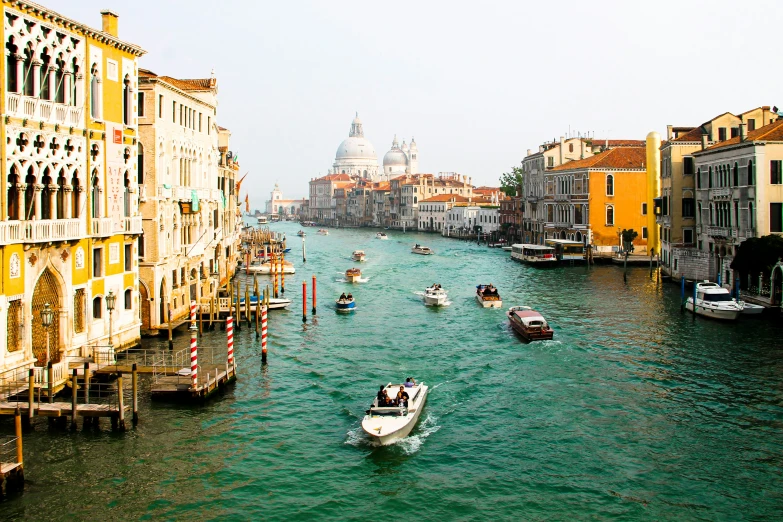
<box><xmin>46</xmin><ymin>0</ymin><xmax>782</xmax><ymax>204</ymax></box>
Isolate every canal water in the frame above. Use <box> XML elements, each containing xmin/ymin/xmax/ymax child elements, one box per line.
<box><xmin>1</xmin><ymin>222</ymin><xmax>782</xmax><ymax>520</ymax></box>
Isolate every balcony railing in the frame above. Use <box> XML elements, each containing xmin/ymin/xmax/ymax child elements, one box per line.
<box><xmin>0</xmin><ymin>222</ymin><xmax>23</xmax><ymax>245</ymax></box>
<box><xmin>124</xmin><ymin>216</ymin><xmax>143</xmax><ymax>234</ymax></box>
<box><xmin>23</xmin><ymin>218</ymin><xmax>85</xmax><ymax>242</ymax></box>
<box><xmin>710</xmin><ymin>187</ymin><xmax>731</xmax><ymax>198</ymax></box>
<box><xmin>554</xmin><ymin>194</ymin><xmax>570</xmax><ymax>201</ymax></box>
<box><xmin>91</xmin><ymin>217</ymin><xmax>114</xmax><ymax>237</ymax></box>
<box><xmin>707</xmin><ymin>226</ymin><xmax>734</xmax><ymax>237</ymax></box>
<box><xmin>6</xmin><ymin>93</ymin><xmax>83</xmax><ymax>127</ymax></box>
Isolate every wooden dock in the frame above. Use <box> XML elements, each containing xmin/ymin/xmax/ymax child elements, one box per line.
<box><xmin>150</xmin><ymin>363</ymin><xmax>236</xmax><ymax>400</ymax></box>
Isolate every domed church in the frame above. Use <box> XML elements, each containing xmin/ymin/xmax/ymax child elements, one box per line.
<box><xmin>330</xmin><ymin>113</ymin><xmax>419</xmax><ymax>181</ymax></box>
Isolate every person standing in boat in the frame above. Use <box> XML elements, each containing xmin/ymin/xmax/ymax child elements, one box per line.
<box><xmin>376</xmin><ymin>386</ymin><xmax>389</xmax><ymax>406</ymax></box>
<box><xmin>396</xmin><ymin>386</ymin><xmax>410</xmax><ymax>408</ymax></box>
<box><xmin>404</xmin><ymin>377</ymin><xmax>416</xmax><ymax>388</ymax></box>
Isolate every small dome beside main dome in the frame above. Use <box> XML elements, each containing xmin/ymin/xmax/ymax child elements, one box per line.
<box><xmin>383</xmin><ymin>148</ymin><xmax>408</xmax><ymax>167</ymax></box>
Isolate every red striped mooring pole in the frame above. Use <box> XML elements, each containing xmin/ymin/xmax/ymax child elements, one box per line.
<box><xmin>261</xmin><ymin>305</ymin><xmax>268</xmax><ymax>364</ymax></box>
<box><xmin>226</xmin><ymin>316</ymin><xmax>234</xmax><ymax>373</ymax></box>
<box><xmin>190</xmin><ymin>300</ymin><xmax>198</xmax><ymax>389</ymax></box>
<box><xmin>302</xmin><ymin>281</ymin><xmax>307</xmax><ymax>323</ymax></box>
<box><xmin>312</xmin><ymin>274</ymin><xmax>317</xmax><ymax>314</ymax></box>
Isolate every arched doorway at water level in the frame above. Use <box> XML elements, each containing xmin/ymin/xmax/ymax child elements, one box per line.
<box><xmin>31</xmin><ymin>267</ymin><xmax>64</xmax><ymax>366</ymax></box>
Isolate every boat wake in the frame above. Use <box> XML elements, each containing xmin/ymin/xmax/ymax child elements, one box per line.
<box><xmin>392</xmin><ymin>413</ymin><xmax>440</xmax><ymax>454</ymax></box>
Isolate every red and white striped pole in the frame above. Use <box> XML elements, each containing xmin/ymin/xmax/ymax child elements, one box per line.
<box><xmin>261</xmin><ymin>305</ymin><xmax>268</xmax><ymax>364</ymax></box>
<box><xmin>226</xmin><ymin>316</ymin><xmax>234</xmax><ymax>374</ymax></box>
<box><xmin>190</xmin><ymin>300</ymin><xmax>198</xmax><ymax>389</ymax></box>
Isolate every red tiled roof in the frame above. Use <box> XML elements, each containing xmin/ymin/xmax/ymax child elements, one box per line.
<box><xmin>549</xmin><ymin>146</ymin><xmax>646</xmax><ymax>171</ymax></box>
<box><xmin>420</xmin><ymin>194</ymin><xmax>471</xmax><ymax>203</ymax></box>
<box><xmin>671</xmin><ymin>127</ymin><xmax>705</xmax><ymax>142</ymax></box>
<box><xmin>701</xmin><ymin>118</ymin><xmax>783</xmax><ymax>152</ymax></box>
<box><xmin>589</xmin><ymin>139</ymin><xmax>646</xmax><ymax>147</ymax></box>
<box><xmin>139</xmin><ymin>68</ymin><xmax>157</xmax><ymax>78</ymax></box>
<box><xmin>160</xmin><ymin>76</ymin><xmax>214</xmax><ymax>91</ymax></box>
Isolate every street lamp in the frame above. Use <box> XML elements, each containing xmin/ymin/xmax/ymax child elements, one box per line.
<box><xmin>106</xmin><ymin>290</ymin><xmax>116</xmax><ymax>348</ymax></box>
<box><xmin>40</xmin><ymin>303</ymin><xmax>54</xmax><ymax>365</ymax></box>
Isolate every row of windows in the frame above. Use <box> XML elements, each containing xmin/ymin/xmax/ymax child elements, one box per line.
<box><xmin>92</xmin><ymin>243</ymin><xmax>134</xmax><ymax>277</ymax></box>
<box><xmin>143</xmin><ymin>93</ymin><xmax>211</xmax><ymax>134</ymax></box>
<box><xmin>91</xmin><ymin>288</ymin><xmax>133</xmax><ymax>319</ymax></box>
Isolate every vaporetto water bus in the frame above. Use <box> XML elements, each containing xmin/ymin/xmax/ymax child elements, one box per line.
<box><xmin>545</xmin><ymin>238</ymin><xmax>586</xmax><ymax>263</ymax></box>
<box><xmin>511</xmin><ymin>244</ymin><xmax>558</xmax><ymax>266</ymax></box>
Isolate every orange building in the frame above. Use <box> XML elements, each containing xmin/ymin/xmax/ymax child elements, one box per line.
<box><xmin>544</xmin><ymin>146</ymin><xmax>651</xmax><ymax>254</ymax></box>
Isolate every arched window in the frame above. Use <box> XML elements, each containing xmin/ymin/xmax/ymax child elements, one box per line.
<box><xmin>71</xmin><ymin>171</ymin><xmax>81</xmax><ymax>218</ymax></box>
<box><xmin>569</xmin><ymin>143</ymin><xmax>574</xmax><ymax>153</ymax></box>
<box><xmin>7</xmin><ymin>166</ymin><xmax>20</xmax><ymax>220</ymax></box>
<box><xmin>696</xmin><ymin>168</ymin><xmax>701</xmax><ymax>189</ymax></box>
<box><xmin>56</xmin><ymin>168</ymin><xmax>66</xmax><ymax>219</ymax></box>
<box><xmin>747</xmin><ymin>159</ymin><xmax>754</xmax><ymax>185</ymax></box>
<box><xmin>5</xmin><ymin>37</ymin><xmax>19</xmax><ymax>93</ymax></box>
<box><xmin>22</xmin><ymin>45</ymin><xmax>33</xmax><ymax>97</ymax></box>
<box><xmin>90</xmin><ymin>63</ymin><xmax>101</xmax><ymax>119</ymax></box>
<box><xmin>733</xmin><ymin>162</ymin><xmax>739</xmax><ymax>186</ymax></box>
<box><xmin>39</xmin><ymin>48</ymin><xmax>51</xmax><ymax>100</ymax></box>
<box><xmin>93</xmin><ymin>296</ymin><xmax>103</xmax><ymax>319</ymax></box>
<box><xmin>54</xmin><ymin>55</ymin><xmax>65</xmax><ymax>103</ymax></box>
<box><xmin>123</xmin><ymin>171</ymin><xmax>131</xmax><ymax>217</ymax></box>
<box><xmin>606</xmin><ymin>174</ymin><xmax>614</xmax><ymax>196</ymax></box>
<box><xmin>70</xmin><ymin>58</ymin><xmax>80</xmax><ymax>107</ymax></box>
<box><xmin>708</xmin><ymin>166</ymin><xmax>713</xmax><ymax>188</ymax></box>
<box><xmin>606</xmin><ymin>205</ymin><xmax>614</xmax><ymax>225</ymax></box>
<box><xmin>122</xmin><ymin>75</ymin><xmax>131</xmax><ymax>125</ymax></box>
<box><xmin>137</xmin><ymin>142</ymin><xmax>144</xmax><ymax>185</ymax></box>
<box><xmin>91</xmin><ymin>172</ymin><xmax>101</xmax><ymax>218</ymax></box>
<box><xmin>749</xmin><ymin>202</ymin><xmax>754</xmax><ymax>229</ymax></box>
<box><xmin>24</xmin><ymin>167</ymin><xmax>36</xmax><ymax>220</ymax></box>
<box><xmin>124</xmin><ymin>288</ymin><xmax>132</xmax><ymax>310</ymax></box>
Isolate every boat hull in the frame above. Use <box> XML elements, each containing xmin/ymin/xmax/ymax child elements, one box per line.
<box><xmin>345</xmin><ymin>273</ymin><xmax>361</xmax><ymax>283</ymax></box>
<box><xmin>424</xmin><ymin>295</ymin><xmax>447</xmax><ymax>306</ymax></box>
<box><xmin>476</xmin><ymin>295</ymin><xmax>502</xmax><ymax>308</ymax></box>
<box><xmin>336</xmin><ymin>301</ymin><xmax>356</xmax><ymax>311</ymax></box>
<box><xmin>248</xmin><ymin>264</ymin><xmax>296</xmax><ymax>275</ymax></box>
<box><xmin>741</xmin><ymin>303</ymin><xmax>764</xmax><ymax>315</ymax></box>
<box><xmin>685</xmin><ymin>300</ymin><xmax>741</xmax><ymax>320</ymax></box>
<box><xmin>507</xmin><ymin>313</ymin><xmax>554</xmax><ymax>341</ymax></box>
<box><xmin>362</xmin><ymin>386</ymin><xmax>428</xmax><ymax>446</ymax></box>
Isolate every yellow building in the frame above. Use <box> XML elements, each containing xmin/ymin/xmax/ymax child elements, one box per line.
<box><xmin>545</xmin><ymin>146</ymin><xmax>650</xmax><ymax>253</ymax></box>
<box><xmin>0</xmin><ymin>5</ymin><xmax>144</xmax><ymax>381</ymax></box>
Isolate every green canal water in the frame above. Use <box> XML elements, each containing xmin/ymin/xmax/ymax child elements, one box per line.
<box><xmin>1</xmin><ymin>222</ymin><xmax>782</xmax><ymax>520</ymax></box>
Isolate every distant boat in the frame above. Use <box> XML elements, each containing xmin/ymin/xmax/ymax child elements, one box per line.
<box><xmin>257</xmin><ymin>216</ymin><xmax>269</xmax><ymax>225</ymax></box>
<box><xmin>296</xmin><ymin>230</ymin><xmax>306</xmax><ymax>237</ymax></box>
<box><xmin>507</xmin><ymin>306</ymin><xmax>554</xmax><ymax>341</ymax></box>
<box><xmin>352</xmin><ymin>250</ymin><xmax>366</xmax><ymax>262</ymax></box>
<box><xmin>317</xmin><ymin>229</ymin><xmax>329</xmax><ymax>236</ymax></box>
<box><xmin>423</xmin><ymin>285</ymin><xmax>447</xmax><ymax>306</ymax></box>
<box><xmin>412</xmin><ymin>244</ymin><xmax>434</xmax><ymax>255</ymax></box>
<box><xmin>476</xmin><ymin>284</ymin><xmax>502</xmax><ymax>308</ymax></box>
<box><xmin>376</xmin><ymin>232</ymin><xmax>388</xmax><ymax>240</ymax></box>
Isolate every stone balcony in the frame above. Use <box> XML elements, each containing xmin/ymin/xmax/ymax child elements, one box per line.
<box><xmin>124</xmin><ymin>216</ymin><xmax>143</xmax><ymax>234</ymax></box>
<box><xmin>6</xmin><ymin>93</ymin><xmax>83</xmax><ymax>127</ymax></box>
<box><xmin>709</xmin><ymin>187</ymin><xmax>731</xmax><ymax>199</ymax></box>
<box><xmin>554</xmin><ymin>194</ymin><xmax>571</xmax><ymax>201</ymax></box>
<box><xmin>0</xmin><ymin>218</ymin><xmax>87</xmax><ymax>245</ymax></box>
<box><xmin>91</xmin><ymin>217</ymin><xmax>114</xmax><ymax>237</ymax></box>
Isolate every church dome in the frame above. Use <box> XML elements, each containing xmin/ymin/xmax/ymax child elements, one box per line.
<box><xmin>383</xmin><ymin>148</ymin><xmax>408</xmax><ymax>167</ymax></box>
<box><xmin>336</xmin><ymin>136</ymin><xmax>377</xmax><ymax>160</ymax></box>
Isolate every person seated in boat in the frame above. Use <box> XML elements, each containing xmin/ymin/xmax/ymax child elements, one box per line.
<box><xmin>376</xmin><ymin>386</ymin><xmax>390</xmax><ymax>406</ymax></box>
<box><xmin>339</xmin><ymin>293</ymin><xmax>347</xmax><ymax>301</ymax></box>
<box><xmin>346</xmin><ymin>293</ymin><xmax>353</xmax><ymax>300</ymax></box>
<box><xmin>396</xmin><ymin>386</ymin><xmax>410</xmax><ymax>408</ymax></box>
<box><xmin>415</xmin><ymin>244</ymin><xmax>420</xmax><ymax>248</ymax></box>
<box><xmin>404</xmin><ymin>377</ymin><xmax>416</xmax><ymax>388</ymax></box>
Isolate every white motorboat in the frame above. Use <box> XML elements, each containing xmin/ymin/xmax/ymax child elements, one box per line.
<box><xmin>238</xmin><ymin>296</ymin><xmax>291</xmax><ymax>311</ymax></box>
<box><xmin>317</xmin><ymin>229</ymin><xmax>329</xmax><ymax>236</ymax></box>
<box><xmin>685</xmin><ymin>281</ymin><xmax>743</xmax><ymax>320</ymax></box>
<box><xmin>362</xmin><ymin>381</ymin><xmax>429</xmax><ymax>446</ymax></box>
<box><xmin>246</xmin><ymin>259</ymin><xmax>296</xmax><ymax>274</ymax></box>
<box><xmin>376</xmin><ymin>232</ymin><xmax>388</xmax><ymax>240</ymax></box>
<box><xmin>423</xmin><ymin>285</ymin><xmax>447</xmax><ymax>306</ymax></box>
<box><xmin>352</xmin><ymin>250</ymin><xmax>366</xmax><ymax>262</ymax></box>
<box><xmin>412</xmin><ymin>244</ymin><xmax>434</xmax><ymax>255</ymax></box>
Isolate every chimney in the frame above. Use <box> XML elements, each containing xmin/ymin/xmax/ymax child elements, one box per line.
<box><xmin>739</xmin><ymin>123</ymin><xmax>747</xmax><ymax>141</ymax></box>
<box><xmin>559</xmin><ymin>136</ymin><xmax>565</xmax><ymax>165</ymax></box>
<box><xmin>100</xmin><ymin>10</ymin><xmax>119</xmax><ymax>37</ymax></box>
<box><xmin>666</xmin><ymin>125</ymin><xmax>673</xmax><ymax>141</ymax></box>
<box><xmin>580</xmin><ymin>139</ymin><xmax>587</xmax><ymax>159</ymax></box>
<box><xmin>527</xmin><ymin>149</ymin><xmax>531</xmax><ymax>157</ymax></box>
<box><xmin>701</xmin><ymin>133</ymin><xmax>708</xmax><ymax>150</ymax></box>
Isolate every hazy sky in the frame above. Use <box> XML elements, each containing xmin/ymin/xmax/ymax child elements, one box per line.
<box><xmin>47</xmin><ymin>0</ymin><xmax>782</xmax><ymax>205</ymax></box>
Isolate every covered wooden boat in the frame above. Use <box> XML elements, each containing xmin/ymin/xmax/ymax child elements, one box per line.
<box><xmin>345</xmin><ymin>268</ymin><xmax>362</xmax><ymax>283</ymax></box>
<box><xmin>352</xmin><ymin>250</ymin><xmax>366</xmax><ymax>262</ymax></box>
<box><xmin>476</xmin><ymin>284</ymin><xmax>502</xmax><ymax>308</ymax></box>
<box><xmin>507</xmin><ymin>306</ymin><xmax>554</xmax><ymax>341</ymax></box>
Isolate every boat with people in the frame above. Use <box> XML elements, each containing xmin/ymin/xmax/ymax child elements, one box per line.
<box><xmin>685</xmin><ymin>281</ymin><xmax>744</xmax><ymax>320</ymax></box>
<box><xmin>507</xmin><ymin>306</ymin><xmax>554</xmax><ymax>341</ymax></box>
<box><xmin>412</xmin><ymin>244</ymin><xmax>434</xmax><ymax>255</ymax></box>
<box><xmin>247</xmin><ymin>259</ymin><xmax>296</xmax><ymax>274</ymax></box>
<box><xmin>476</xmin><ymin>284</ymin><xmax>503</xmax><ymax>308</ymax></box>
<box><xmin>317</xmin><ymin>229</ymin><xmax>329</xmax><ymax>236</ymax></box>
<box><xmin>352</xmin><ymin>250</ymin><xmax>366</xmax><ymax>262</ymax></box>
<box><xmin>423</xmin><ymin>284</ymin><xmax>448</xmax><ymax>306</ymax></box>
<box><xmin>345</xmin><ymin>267</ymin><xmax>362</xmax><ymax>283</ymax></box>
<box><xmin>376</xmin><ymin>232</ymin><xmax>388</xmax><ymax>240</ymax></box>
<box><xmin>362</xmin><ymin>379</ymin><xmax>429</xmax><ymax>446</ymax></box>
<box><xmin>296</xmin><ymin>230</ymin><xmax>306</xmax><ymax>237</ymax></box>
<box><xmin>257</xmin><ymin>216</ymin><xmax>268</xmax><ymax>225</ymax></box>
<box><xmin>336</xmin><ymin>293</ymin><xmax>356</xmax><ymax>312</ymax></box>
<box><xmin>511</xmin><ymin>244</ymin><xmax>557</xmax><ymax>265</ymax></box>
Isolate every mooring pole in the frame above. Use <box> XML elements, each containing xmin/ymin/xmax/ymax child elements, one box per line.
<box><xmin>302</xmin><ymin>235</ymin><xmax>306</xmax><ymax>263</ymax></box>
<box><xmin>27</xmin><ymin>369</ymin><xmax>34</xmax><ymax>424</ymax></box>
<box><xmin>190</xmin><ymin>301</ymin><xmax>199</xmax><ymax>390</ymax></box>
<box><xmin>261</xmin><ymin>305</ymin><xmax>268</xmax><ymax>365</ymax></box>
<box><xmin>303</xmin><ymin>281</ymin><xmax>307</xmax><ymax>323</ymax></box>
<box><xmin>47</xmin><ymin>361</ymin><xmax>53</xmax><ymax>404</ymax></box>
<box><xmin>117</xmin><ymin>375</ymin><xmax>126</xmax><ymax>431</ymax></box>
<box><xmin>245</xmin><ymin>286</ymin><xmax>251</xmax><ymax>328</ymax></box>
<box><xmin>227</xmin><ymin>316</ymin><xmax>234</xmax><ymax>375</ymax></box>
<box><xmin>167</xmin><ymin>301</ymin><xmax>173</xmax><ymax>349</ymax></box>
<box><xmin>255</xmin><ymin>287</ymin><xmax>260</xmax><ymax>339</ymax></box>
<box><xmin>14</xmin><ymin>406</ymin><xmax>23</xmax><ymax>465</ymax></box>
<box><xmin>680</xmin><ymin>276</ymin><xmax>686</xmax><ymax>311</ymax></box>
<box><xmin>312</xmin><ymin>274</ymin><xmax>317</xmax><ymax>315</ymax></box>
<box><xmin>281</xmin><ymin>254</ymin><xmax>285</xmax><ymax>293</ymax></box>
<box><xmin>71</xmin><ymin>369</ymin><xmax>78</xmax><ymax>430</ymax></box>
<box><xmin>132</xmin><ymin>363</ymin><xmax>139</xmax><ymax>425</ymax></box>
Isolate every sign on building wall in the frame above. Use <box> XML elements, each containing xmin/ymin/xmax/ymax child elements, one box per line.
<box><xmin>106</xmin><ymin>124</ymin><xmax>126</xmax><ymax>233</ymax></box>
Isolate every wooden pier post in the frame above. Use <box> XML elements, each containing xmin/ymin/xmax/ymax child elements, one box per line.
<box><xmin>27</xmin><ymin>369</ymin><xmax>34</xmax><ymax>424</ymax></box>
<box><xmin>84</xmin><ymin>362</ymin><xmax>91</xmax><ymax>404</ymax></box>
<box><xmin>47</xmin><ymin>361</ymin><xmax>54</xmax><ymax>404</ymax></box>
<box><xmin>199</xmin><ymin>295</ymin><xmax>204</xmax><ymax>335</ymax></box>
<box><xmin>209</xmin><ymin>296</ymin><xmax>215</xmax><ymax>330</ymax></box>
<box><xmin>167</xmin><ymin>300</ymin><xmax>174</xmax><ymax>349</ymax></box>
<box><xmin>132</xmin><ymin>363</ymin><xmax>139</xmax><ymax>425</ymax></box>
<box><xmin>302</xmin><ymin>235</ymin><xmax>306</xmax><ymax>263</ymax></box>
<box><xmin>255</xmin><ymin>287</ymin><xmax>260</xmax><ymax>339</ymax></box>
<box><xmin>245</xmin><ymin>286</ymin><xmax>251</xmax><ymax>328</ymax></box>
<box><xmin>692</xmin><ymin>282</ymin><xmax>697</xmax><ymax>321</ymax></box>
<box><xmin>312</xmin><ymin>274</ymin><xmax>317</xmax><ymax>314</ymax></box>
<box><xmin>261</xmin><ymin>305</ymin><xmax>268</xmax><ymax>365</ymax></box>
<box><xmin>117</xmin><ymin>375</ymin><xmax>126</xmax><ymax>431</ymax></box>
<box><xmin>302</xmin><ymin>281</ymin><xmax>307</xmax><ymax>323</ymax></box>
<box><xmin>14</xmin><ymin>406</ymin><xmax>23</xmax><ymax>465</ymax></box>
<box><xmin>71</xmin><ymin>369</ymin><xmax>78</xmax><ymax>430</ymax></box>
<box><xmin>680</xmin><ymin>276</ymin><xmax>686</xmax><ymax>311</ymax></box>
<box><xmin>281</xmin><ymin>254</ymin><xmax>285</xmax><ymax>293</ymax></box>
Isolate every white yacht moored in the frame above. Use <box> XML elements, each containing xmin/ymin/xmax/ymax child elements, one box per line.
<box><xmin>685</xmin><ymin>281</ymin><xmax>743</xmax><ymax>320</ymax></box>
<box><xmin>423</xmin><ymin>284</ymin><xmax>447</xmax><ymax>306</ymax></box>
<box><xmin>412</xmin><ymin>244</ymin><xmax>434</xmax><ymax>255</ymax></box>
<box><xmin>362</xmin><ymin>381</ymin><xmax>429</xmax><ymax>446</ymax></box>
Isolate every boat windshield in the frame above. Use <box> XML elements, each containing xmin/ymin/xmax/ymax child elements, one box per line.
<box><xmin>702</xmin><ymin>293</ymin><xmax>732</xmax><ymax>302</ymax></box>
